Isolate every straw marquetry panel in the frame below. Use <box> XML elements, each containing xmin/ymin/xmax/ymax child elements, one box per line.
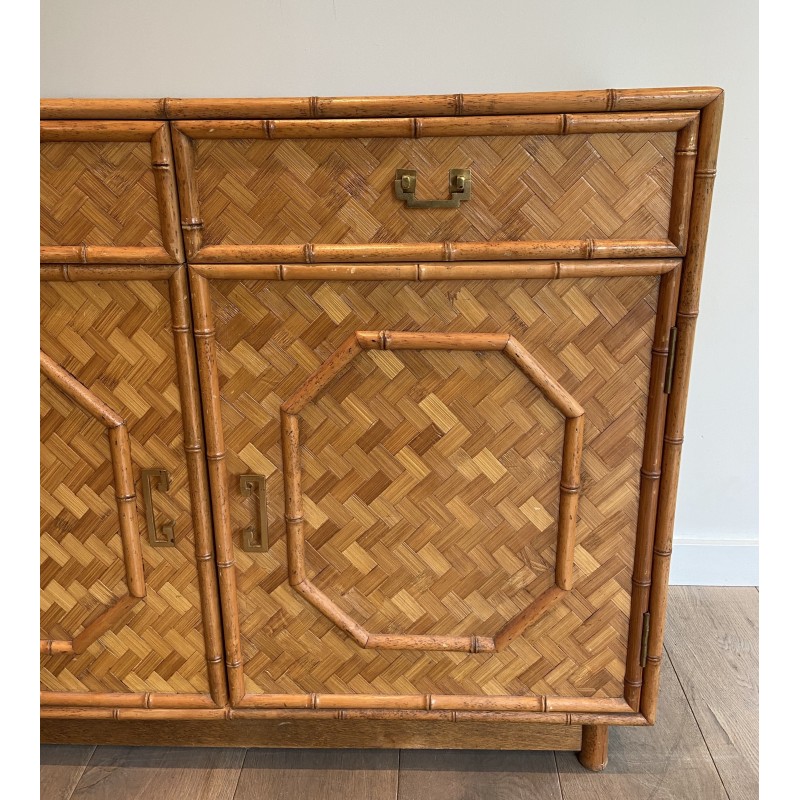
<box><xmin>189</xmin><ymin>132</ymin><xmax>676</xmax><ymax>252</ymax></box>
<box><xmin>40</xmin><ymin>279</ymin><xmax>213</xmax><ymax>699</ymax></box>
<box><xmin>41</xmin><ymin>141</ymin><xmax>161</xmax><ymax>246</ymax></box>
<box><xmin>207</xmin><ymin>275</ymin><xmax>663</xmax><ymax>700</ymax></box>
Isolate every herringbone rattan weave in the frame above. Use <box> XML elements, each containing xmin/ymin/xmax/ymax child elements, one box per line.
<box><xmin>211</xmin><ymin>275</ymin><xmax>660</xmax><ymax>698</ymax></box>
<box><xmin>195</xmin><ymin>133</ymin><xmax>675</xmax><ymax>246</ymax></box>
<box><xmin>40</xmin><ymin>141</ymin><xmax>163</xmax><ymax>247</ymax></box>
<box><xmin>40</xmin><ymin>281</ymin><xmax>210</xmax><ymax>695</ymax></box>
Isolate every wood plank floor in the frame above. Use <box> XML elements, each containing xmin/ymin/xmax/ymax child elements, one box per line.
<box><xmin>41</xmin><ymin>587</ymin><xmax>758</xmax><ymax>800</ymax></box>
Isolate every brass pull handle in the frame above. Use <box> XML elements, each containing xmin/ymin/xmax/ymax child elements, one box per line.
<box><xmin>142</xmin><ymin>468</ymin><xmax>176</xmax><ymax>547</ymax></box>
<box><xmin>240</xmin><ymin>474</ymin><xmax>269</xmax><ymax>552</ymax></box>
<box><xmin>394</xmin><ymin>168</ymin><xmax>472</xmax><ymax>208</ymax></box>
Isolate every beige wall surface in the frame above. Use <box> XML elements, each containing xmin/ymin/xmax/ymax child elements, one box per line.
<box><xmin>40</xmin><ymin>0</ymin><xmax>758</xmax><ymax>583</ymax></box>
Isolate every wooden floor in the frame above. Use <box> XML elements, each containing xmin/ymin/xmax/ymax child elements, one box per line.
<box><xmin>41</xmin><ymin>587</ymin><xmax>758</xmax><ymax>800</ymax></box>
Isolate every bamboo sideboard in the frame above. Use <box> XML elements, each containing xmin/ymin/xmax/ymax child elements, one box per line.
<box><xmin>40</xmin><ymin>88</ymin><xmax>723</xmax><ymax>770</ymax></box>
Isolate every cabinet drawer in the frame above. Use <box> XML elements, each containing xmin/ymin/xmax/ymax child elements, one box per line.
<box><xmin>40</xmin><ymin>267</ymin><xmax>224</xmax><ymax>709</ymax></box>
<box><xmin>191</xmin><ymin>259</ymin><xmax>680</xmax><ymax>710</ymax></box>
<box><xmin>173</xmin><ymin>112</ymin><xmax>698</xmax><ymax>264</ymax></box>
<box><xmin>40</xmin><ymin>122</ymin><xmax>183</xmax><ymax>264</ymax></box>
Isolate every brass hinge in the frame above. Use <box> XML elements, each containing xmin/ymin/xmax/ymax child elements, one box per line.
<box><xmin>639</xmin><ymin>612</ymin><xmax>651</xmax><ymax>667</ymax></box>
<box><xmin>664</xmin><ymin>327</ymin><xmax>678</xmax><ymax>393</ymax></box>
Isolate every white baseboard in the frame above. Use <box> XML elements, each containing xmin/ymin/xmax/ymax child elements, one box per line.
<box><xmin>668</xmin><ymin>538</ymin><xmax>759</xmax><ymax>586</ymax></box>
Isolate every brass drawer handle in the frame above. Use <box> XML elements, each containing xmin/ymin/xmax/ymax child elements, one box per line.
<box><xmin>240</xmin><ymin>474</ymin><xmax>269</xmax><ymax>552</ymax></box>
<box><xmin>394</xmin><ymin>168</ymin><xmax>472</xmax><ymax>208</ymax></box>
<box><xmin>142</xmin><ymin>468</ymin><xmax>176</xmax><ymax>547</ymax></box>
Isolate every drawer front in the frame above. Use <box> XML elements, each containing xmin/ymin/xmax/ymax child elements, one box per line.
<box><xmin>40</xmin><ymin>269</ymin><xmax>224</xmax><ymax>708</ymax></box>
<box><xmin>174</xmin><ymin>112</ymin><xmax>698</xmax><ymax>263</ymax></box>
<box><xmin>40</xmin><ymin>122</ymin><xmax>183</xmax><ymax>264</ymax></box>
<box><xmin>192</xmin><ymin>261</ymin><xmax>679</xmax><ymax>709</ymax></box>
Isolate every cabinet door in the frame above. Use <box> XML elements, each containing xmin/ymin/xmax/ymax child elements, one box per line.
<box><xmin>40</xmin><ymin>266</ymin><xmax>225</xmax><ymax>714</ymax></box>
<box><xmin>192</xmin><ymin>261</ymin><xmax>679</xmax><ymax>717</ymax></box>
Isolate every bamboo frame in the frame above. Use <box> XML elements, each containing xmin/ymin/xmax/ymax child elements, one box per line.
<box><xmin>622</xmin><ymin>265</ymin><xmax>682</xmax><ymax>709</ymax></box>
<box><xmin>40</xmin><ymin>266</ymin><xmax>229</xmax><ymax>709</ymax></box>
<box><xmin>279</xmin><ymin>330</ymin><xmax>584</xmax><ymax>654</ymax></box>
<box><xmin>40</xmin><ymin>88</ymin><xmax>721</xmax><ymax>120</ymax></box>
<box><xmin>42</xmin><ymin>89</ymin><xmax>722</xmax><ymax>737</ymax></box>
<box><xmin>171</xmin><ymin>109</ymin><xmax>697</xmax><ymax>263</ymax></box>
<box><xmin>40</xmin><ymin>121</ymin><xmax>183</xmax><ymax>264</ymax></box>
<box><xmin>640</xmin><ymin>92</ymin><xmax>724</xmax><ymax>724</ymax></box>
<box><xmin>189</xmin><ymin>271</ymin><xmax>246</xmax><ymax>705</ymax></box>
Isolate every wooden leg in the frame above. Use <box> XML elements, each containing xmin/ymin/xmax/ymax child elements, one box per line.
<box><xmin>578</xmin><ymin>724</ymin><xmax>609</xmax><ymax>771</ymax></box>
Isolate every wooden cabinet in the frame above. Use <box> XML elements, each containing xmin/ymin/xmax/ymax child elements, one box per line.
<box><xmin>40</xmin><ymin>88</ymin><xmax>723</xmax><ymax>769</ymax></box>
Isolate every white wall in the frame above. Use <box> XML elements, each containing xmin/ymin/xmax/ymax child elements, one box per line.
<box><xmin>40</xmin><ymin>0</ymin><xmax>758</xmax><ymax>585</ymax></box>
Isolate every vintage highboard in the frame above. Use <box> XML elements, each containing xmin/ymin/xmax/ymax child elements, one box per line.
<box><xmin>40</xmin><ymin>87</ymin><xmax>723</xmax><ymax>770</ymax></box>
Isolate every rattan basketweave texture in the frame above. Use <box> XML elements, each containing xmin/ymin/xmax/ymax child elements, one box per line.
<box><xmin>40</xmin><ymin>88</ymin><xmax>722</xmax><ymax>769</ymax></box>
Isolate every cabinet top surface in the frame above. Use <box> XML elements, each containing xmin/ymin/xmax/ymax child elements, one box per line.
<box><xmin>40</xmin><ymin>87</ymin><xmax>723</xmax><ymax>120</ymax></box>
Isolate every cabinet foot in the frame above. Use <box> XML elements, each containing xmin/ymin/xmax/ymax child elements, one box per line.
<box><xmin>578</xmin><ymin>724</ymin><xmax>609</xmax><ymax>771</ymax></box>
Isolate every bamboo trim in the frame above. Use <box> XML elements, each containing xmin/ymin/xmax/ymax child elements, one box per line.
<box><xmin>41</xmin><ymin>88</ymin><xmax>721</xmax><ymax>120</ymax></box>
<box><xmin>40</xmin><ymin>640</ymin><xmax>73</xmax><ymax>655</ymax></box>
<box><xmin>294</xmin><ymin>579</ymin><xmax>371</xmax><ymax>647</ymax></box>
<box><xmin>107</xmin><ymin>424</ymin><xmax>146</xmax><ymax>598</ymax></box>
<box><xmin>40</xmin><ymin>246</ymin><xmax>175</xmax><ymax>264</ymax></box>
<box><xmin>189</xmin><ymin>270</ymin><xmax>245</xmax><ymax>706</ymax></box>
<box><xmin>668</xmin><ymin>118</ymin><xmax>700</xmax><ymax>252</ymax></box>
<box><xmin>169</xmin><ymin>110</ymin><xmax>690</xmax><ymax>139</ymax></box>
<box><xmin>641</xmin><ymin>97</ymin><xmax>724</xmax><ymax>725</ymax></box>
<box><xmin>622</xmin><ymin>265</ymin><xmax>682</xmax><ymax>708</ymax></box>
<box><xmin>556</xmin><ymin>415</ymin><xmax>585</xmax><ymax>590</ymax></box>
<box><xmin>168</xmin><ymin>268</ymin><xmax>227</xmax><ymax>707</ymax></box>
<box><xmin>40</xmin><ymin>692</ymin><xmax>217</xmax><ymax>709</ymax></box>
<box><xmin>494</xmin><ymin>586</ymin><xmax>566</xmax><ymax>651</ymax></box>
<box><xmin>40</xmin><ymin>120</ymin><xmax>161</xmax><ymax>141</ymax></box>
<box><xmin>150</xmin><ymin>124</ymin><xmax>184</xmax><ymax>263</ymax></box>
<box><xmin>365</xmin><ymin>634</ymin><xmax>495</xmax><ymax>653</ymax></box>
<box><xmin>191</xmin><ymin>240</ymin><xmax>681</xmax><ymax>264</ymax></box>
<box><xmin>503</xmin><ymin>338</ymin><xmax>584</xmax><ymax>418</ymax></box>
<box><xmin>40</xmin><ymin>352</ymin><xmax>123</xmax><ymax>428</ymax></box>
<box><xmin>71</xmin><ymin>595</ymin><xmax>140</xmax><ymax>655</ymax></box>
<box><xmin>189</xmin><ymin>259</ymin><xmax>681</xmax><ymax>282</ymax></box>
<box><xmin>170</xmin><ymin>126</ymin><xmax>204</xmax><ymax>258</ymax></box>
<box><xmin>40</xmin><ymin>264</ymin><xmax>178</xmax><ymax>282</ymax></box>
<box><xmin>281</xmin><ymin>334</ymin><xmax>363</xmax><ymax>414</ymax></box>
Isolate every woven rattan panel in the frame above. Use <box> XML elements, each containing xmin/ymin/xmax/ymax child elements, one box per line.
<box><xmin>40</xmin><ymin>281</ymin><xmax>210</xmax><ymax>695</ymax></box>
<box><xmin>195</xmin><ymin>133</ymin><xmax>675</xmax><ymax>246</ymax></box>
<box><xmin>212</xmin><ymin>276</ymin><xmax>659</xmax><ymax>698</ymax></box>
<box><xmin>40</xmin><ymin>141</ymin><xmax>163</xmax><ymax>247</ymax></box>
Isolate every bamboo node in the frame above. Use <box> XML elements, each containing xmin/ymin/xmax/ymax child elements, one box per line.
<box><xmin>304</xmin><ymin>243</ymin><xmax>315</xmax><ymax>263</ymax></box>
<box><xmin>640</xmin><ymin>469</ymin><xmax>661</xmax><ymax>479</ymax></box>
<box><xmin>309</xmin><ymin>96</ymin><xmax>320</xmax><ymax>118</ymax></box>
<box><xmin>586</xmin><ymin>239</ymin><xmax>595</xmax><ymax>259</ymax></box>
<box><xmin>196</xmin><ymin>552</ymin><xmax>214</xmax><ymax>562</ymax></box>
<box><xmin>696</xmin><ymin>169</ymin><xmax>717</xmax><ymax>178</ymax></box>
<box><xmin>311</xmin><ymin>693</ymin><xmax>320</xmax><ymax>709</ymax></box>
<box><xmin>560</xmin><ymin>483</ymin><xmax>580</xmax><ymax>494</ymax></box>
<box><xmin>181</xmin><ymin>218</ymin><xmax>204</xmax><ymax>230</ymax></box>
<box><xmin>144</xmin><ymin>692</ymin><xmax>152</xmax><ymax>709</ymax></box>
<box><xmin>444</xmin><ymin>242</ymin><xmax>455</xmax><ymax>261</ymax></box>
<box><xmin>426</xmin><ymin>694</ymin><xmax>433</xmax><ymax>710</ymax></box>
<box><xmin>555</xmin><ymin>261</ymin><xmax>562</xmax><ymax>279</ymax></box>
<box><xmin>225</xmin><ymin>707</ymin><xmax>233</xmax><ymax>720</ymax></box>
<box><xmin>113</xmin><ymin>709</ymin><xmax>120</xmax><ymax>721</ymax></box>
<box><xmin>559</xmin><ymin>114</ymin><xmax>569</xmax><ymax>135</ymax></box>
<box><xmin>80</xmin><ymin>242</ymin><xmax>88</xmax><ymax>264</ymax></box>
<box><xmin>207</xmin><ymin>654</ymin><xmax>224</xmax><ymax>664</ymax></box>
<box><xmin>664</xmin><ymin>435</ymin><xmax>684</xmax><ymax>445</ymax></box>
<box><xmin>158</xmin><ymin>98</ymin><xmax>168</xmax><ymax>118</ymax></box>
<box><xmin>454</xmin><ymin>93</ymin><xmax>465</xmax><ymax>116</ymax></box>
<box><xmin>151</xmin><ymin>160</ymin><xmax>170</xmax><ymax>170</ymax></box>
<box><xmin>226</xmin><ymin>659</ymin><xmax>242</xmax><ymax>669</ymax></box>
<box><xmin>278</xmin><ymin>264</ymin><xmax>286</xmax><ymax>281</ymax></box>
<box><xmin>606</xmin><ymin>89</ymin><xmax>619</xmax><ymax>111</ymax></box>
<box><xmin>415</xmin><ymin>263</ymin><xmax>422</xmax><ymax>281</ymax></box>
<box><xmin>61</xmin><ymin>264</ymin><xmax>71</xmax><ymax>282</ymax></box>
<box><xmin>631</xmin><ymin>578</ymin><xmax>651</xmax><ymax>588</ymax></box>
<box><xmin>654</xmin><ymin>547</ymin><xmax>672</xmax><ymax>557</ymax></box>
<box><xmin>183</xmin><ymin>443</ymin><xmax>202</xmax><ymax>453</ymax></box>
<box><xmin>217</xmin><ymin>559</ymin><xmax>235</xmax><ymax>569</ymax></box>
<box><xmin>412</xmin><ymin>117</ymin><xmax>420</xmax><ymax>138</ymax></box>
